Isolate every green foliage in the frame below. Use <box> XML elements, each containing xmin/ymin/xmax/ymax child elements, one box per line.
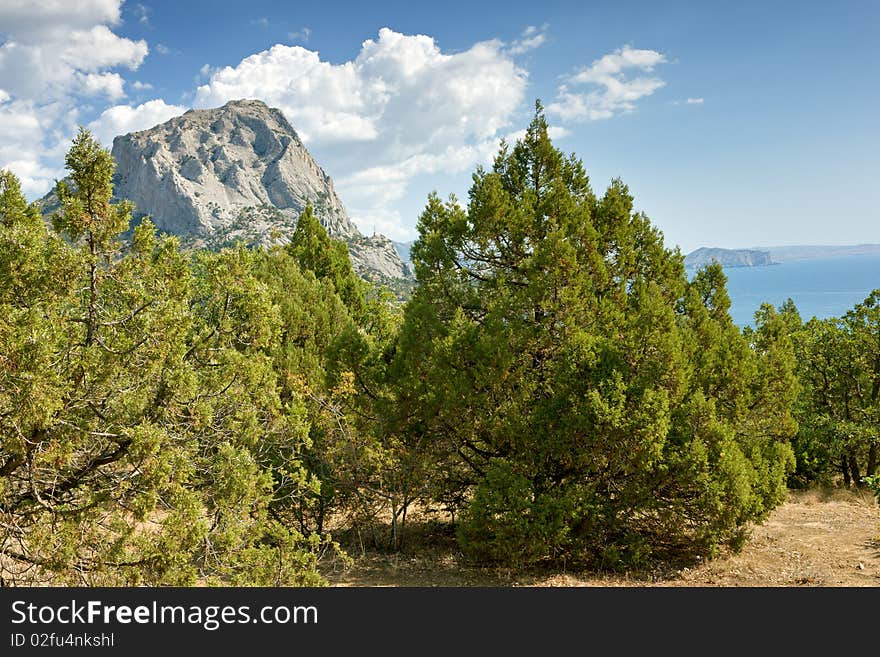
<box><xmin>288</xmin><ymin>203</ymin><xmax>368</xmax><ymax>322</ymax></box>
<box><xmin>864</xmin><ymin>473</ymin><xmax>880</xmax><ymax>504</ymax></box>
<box><xmin>0</xmin><ymin>135</ymin><xmax>326</xmax><ymax>585</ymax></box>
<box><xmin>280</xmin><ymin>204</ymin><xmax>416</xmax><ymax>547</ymax></box>
<box><xmin>53</xmin><ymin>127</ymin><xmax>132</xmax><ymax>247</ymax></box>
<box><xmin>250</xmin><ymin>244</ymin><xmax>356</xmax><ymax>535</ymax></box>
<box><xmin>5</xmin><ymin>109</ymin><xmax>840</xmax><ymax>582</ymax></box>
<box><xmin>393</xmin><ymin>105</ymin><xmax>798</xmax><ymax>567</ymax></box>
<box><xmin>791</xmin><ymin>291</ymin><xmax>880</xmax><ymax>488</ymax></box>
<box><xmin>457</xmin><ymin>460</ymin><xmax>576</xmax><ymax>566</ymax></box>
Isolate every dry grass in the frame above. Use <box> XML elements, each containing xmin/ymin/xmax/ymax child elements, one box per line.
<box><xmin>321</xmin><ymin>489</ymin><xmax>880</xmax><ymax>587</ymax></box>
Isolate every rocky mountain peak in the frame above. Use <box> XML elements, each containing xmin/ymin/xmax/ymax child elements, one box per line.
<box><xmin>108</xmin><ymin>99</ymin><xmax>408</xmax><ymax>279</ymax></box>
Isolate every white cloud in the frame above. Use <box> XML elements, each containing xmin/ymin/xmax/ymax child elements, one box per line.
<box><xmin>155</xmin><ymin>43</ymin><xmax>171</xmax><ymax>55</ymax></box>
<box><xmin>194</xmin><ymin>28</ymin><xmax>528</xmax><ymax>236</ymax></box>
<box><xmin>0</xmin><ymin>103</ymin><xmax>43</xmax><ymax>146</ymax></box>
<box><xmin>503</xmin><ymin>125</ymin><xmax>570</xmax><ymax>143</ymax></box>
<box><xmin>0</xmin><ymin>98</ymin><xmax>68</xmax><ymax>196</ymax></box>
<box><xmin>288</xmin><ymin>27</ymin><xmax>312</xmax><ymax>43</ymax></box>
<box><xmin>337</xmin><ymin>139</ymin><xmax>513</xmax><ymax>239</ymax></box>
<box><xmin>0</xmin><ymin>0</ymin><xmax>150</xmax><ymax>198</ymax></box>
<box><xmin>87</xmin><ymin>99</ymin><xmax>188</xmax><ymax>147</ymax></box>
<box><xmin>671</xmin><ymin>97</ymin><xmax>705</xmax><ymax>107</ymax></box>
<box><xmin>250</xmin><ymin>17</ymin><xmax>269</xmax><ymax>29</ymax></box>
<box><xmin>76</xmin><ymin>71</ymin><xmax>126</xmax><ymax>99</ymax></box>
<box><xmin>133</xmin><ymin>3</ymin><xmax>151</xmax><ymax>26</ymax></box>
<box><xmin>0</xmin><ymin>17</ymin><xmax>147</xmax><ymax>100</ymax></box>
<box><xmin>63</xmin><ymin>25</ymin><xmax>148</xmax><ymax>72</ymax></box>
<box><xmin>340</xmin><ymin>141</ymin><xmax>502</xmax><ymax>197</ymax></box>
<box><xmin>548</xmin><ymin>45</ymin><xmax>667</xmax><ymax>122</ymax></box>
<box><xmin>0</xmin><ymin>1</ymin><xmax>122</xmax><ymax>35</ymax></box>
<box><xmin>569</xmin><ymin>46</ymin><xmax>665</xmax><ymax>83</ymax></box>
<box><xmin>130</xmin><ymin>80</ymin><xmax>153</xmax><ymax>91</ymax></box>
<box><xmin>508</xmin><ymin>25</ymin><xmax>548</xmax><ymax>55</ymax></box>
<box><xmin>196</xmin><ymin>29</ymin><xmax>527</xmax><ymax>146</ymax></box>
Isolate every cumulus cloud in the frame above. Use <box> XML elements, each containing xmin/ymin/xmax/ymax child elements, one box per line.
<box><xmin>0</xmin><ymin>98</ymin><xmax>70</xmax><ymax>196</ymax></box>
<box><xmin>195</xmin><ymin>29</ymin><xmax>526</xmax><ymax>146</ymax></box>
<box><xmin>76</xmin><ymin>71</ymin><xmax>126</xmax><ymax>99</ymax></box>
<box><xmin>63</xmin><ymin>25</ymin><xmax>148</xmax><ymax>71</ymax></box>
<box><xmin>0</xmin><ymin>14</ymin><xmax>147</xmax><ymax>100</ymax></box>
<box><xmin>194</xmin><ymin>28</ymin><xmax>529</xmax><ymax>237</ymax></box>
<box><xmin>87</xmin><ymin>99</ymin><xmax>188</xmax><ymax>147</ymax></box>
<box><xmin>0</xmin><ymin>0</ymin><xmax>123</xmax><ymax>35</ymax></box>
<box><xmin>0</xmin><ymin>0</ymin><xmax>149</xmax><ymax>197</ymax></box>
<box><xmin>548</xmin><ymin>45</ymin><xmax>667</xmax><ymax>121</ymax></box>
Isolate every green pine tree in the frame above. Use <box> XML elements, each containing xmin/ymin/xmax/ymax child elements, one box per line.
<box><xmin>392</xmin><ymin>104</ymin><xmax>797</xmax><ymax>567</ymax></box>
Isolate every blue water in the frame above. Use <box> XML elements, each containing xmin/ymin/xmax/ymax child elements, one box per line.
<box><xmin>707</xmin><ymin>255</ymin><xmax>880</xmax><ymax>327</ymax></box>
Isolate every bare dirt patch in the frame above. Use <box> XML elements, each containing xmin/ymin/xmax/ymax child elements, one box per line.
<box><xmin>321</xmin><ymin>489</ymin><xmax>880</xmax><ymax>587</ymax></box>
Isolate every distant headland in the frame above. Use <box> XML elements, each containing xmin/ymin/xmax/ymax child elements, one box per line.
<box><xmin>685</xmin><ymin>244</ymin><xmax>880</xmax><ymax>269</ymax></box>
<box><xmin>685</xmin><ymin>247</ymin><xmax>774</xmax><ymax>269</ymax></box>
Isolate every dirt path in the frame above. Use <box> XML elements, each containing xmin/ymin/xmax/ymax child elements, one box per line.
<box><xmin>323</xmin><ymin>489</ymin><xmax>880</xmax><ymax>587</ymax></box>
<box><xmin>665</xmin><ymin>489</ymin><xmax>880</xmax><ymax>587</ymax></box>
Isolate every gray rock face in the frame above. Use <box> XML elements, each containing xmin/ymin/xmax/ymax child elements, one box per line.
<box><xmin>685</xmin><ymin>247</ymin><xmax>774</xmax><ymax>269</ymax></box>
<box><xmin>109</xmin><ymin>99</ymin><xmax>408</xmax><ymax>279</ymax></box>
<box><xmin>348</xmin><ymin>233</ymin><xmax>412</xmax><ymax>281</ymax></box>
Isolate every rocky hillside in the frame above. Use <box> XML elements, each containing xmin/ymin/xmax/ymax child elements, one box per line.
<box><xmin>92</xmin><ymin>99</ymin><xmax>406</xmax><ymax>279</ymax></box>
<box><xmin>685</xmin><ymin>247</ymin><xmax>774</xmax><ymax>269</ymax></box>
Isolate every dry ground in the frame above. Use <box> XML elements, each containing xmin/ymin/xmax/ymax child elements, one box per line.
<box><xmin>321</xmin><ymin>489</ymin><xmax>880</xmax><ymax>587</ymax></box>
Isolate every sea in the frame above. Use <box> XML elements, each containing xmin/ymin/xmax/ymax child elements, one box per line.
<box><xmin>712</xmin><ymin>254</ymin><xmax>880</xmax><ymax>327</ymax></box>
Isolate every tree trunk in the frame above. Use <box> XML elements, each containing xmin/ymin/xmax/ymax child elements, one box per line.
<box><xmin>399</xmin><ymin>496</ymin><xmax>410</xmax><ymax>551</ymax></box>
<box><xmin>842</xmin><ymin>457</ymin><xmax>851</xmax><ymax>488</ymax></box>
<box><xmin>867</xmin><ymin>443</ymin><xmax>877</xmax><ymax>477</ymax></box>
<box><xmin>315</xmin><ymin>496</ymin><xmax>325</xmax><ymax>535</ymax></box>
<box><xmin>86</xmin><ymin>228</ymin><xmax>98</xmax><ymax>347</ymax></box>
<box><xmin>849</xmin><ymin>453</ymin><xmax>862</xmax><ymax>487</ymax></box>
<box><xmin>390</xmin><ymin>500</ymin><xmax>399</xmax><ymax>551</ymax></box>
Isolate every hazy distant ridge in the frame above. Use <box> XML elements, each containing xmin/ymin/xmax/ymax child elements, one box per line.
<box><xmin>759</xmin><ymin>244</ymin><xmax>880</xmax><ymax>262</ymax></box>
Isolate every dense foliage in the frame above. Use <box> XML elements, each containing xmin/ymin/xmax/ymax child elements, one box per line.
<box><xmin>785</xmin><ymin>294</ymin><xmax>880</xmax><ymax>488</ymax></box>
<box><xmin>387</xmin><ymin>108</ymin><xmax>797</xmax><ymax>567</ymax></box>
<box><xmin>0</xmin><ymin>131</ymin><xmax>329</xmax><ymax>585</ymax></box>
<box><xmin>1</xmin><ymin>111</ymin><xmax>873</xmax><ymax>584</ymax></box>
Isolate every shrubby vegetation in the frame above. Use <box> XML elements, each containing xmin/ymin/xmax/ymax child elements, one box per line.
<box><xmin>0</xmin><ymin>131</ymin><xmax>330</xmax><ymax>585</ymax></box>
<box><xmin>0</xmin><ymin>109</ymin><xmax>876</xmax><ymax>585</ymax></box>
<box><xmin>782</xmin><ymin>295</ymin><xmax>879</xmax><ymax>489</ymax></box>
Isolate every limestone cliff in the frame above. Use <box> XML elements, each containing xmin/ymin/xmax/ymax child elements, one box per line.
<box><xmin>107</xmin><ymin>99</ymin><xmax>408</xmax><ymax>279</ymax></box>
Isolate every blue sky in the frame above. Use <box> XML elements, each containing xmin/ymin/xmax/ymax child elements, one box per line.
<box><xmin>0</xmin><ymin>0</ymin><xmax>877</xmax><ymax>252</ymax></box>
